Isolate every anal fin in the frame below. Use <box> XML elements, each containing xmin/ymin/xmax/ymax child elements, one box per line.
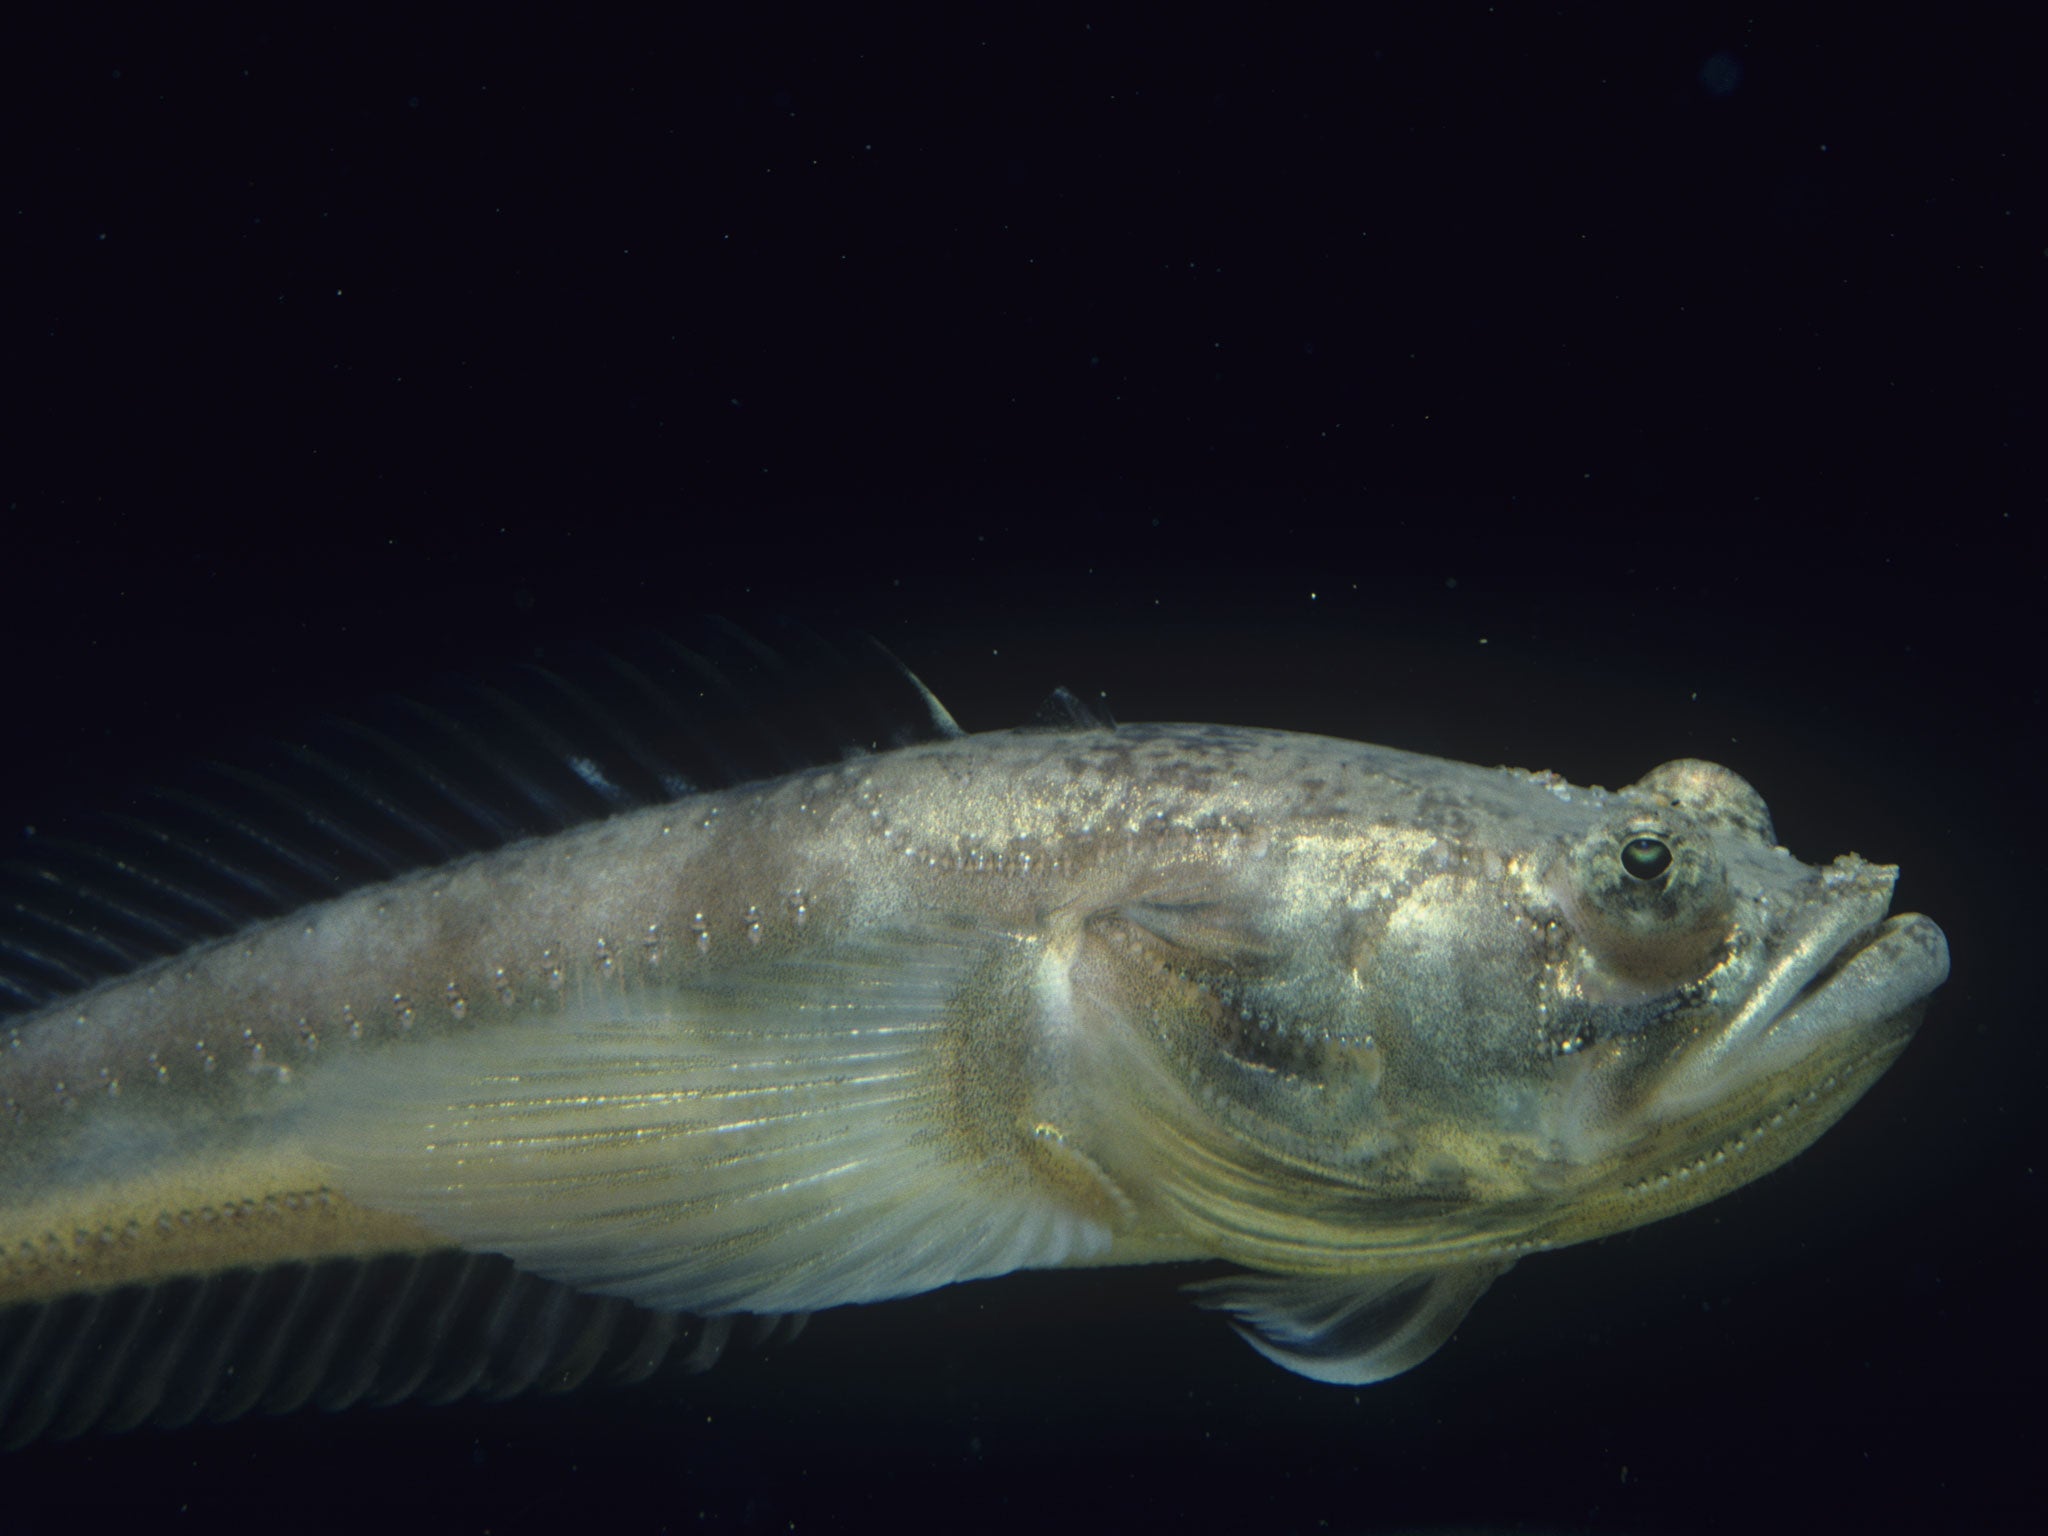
<box><xmin>0</xmin><ymin>1251</ymin><xmax>747</xmax><ymax>1448</ymax></box>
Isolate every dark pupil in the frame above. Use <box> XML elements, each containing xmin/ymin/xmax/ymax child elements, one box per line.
<box><xmin>1621</xmin><ymin>837</ymin><xmax>1673</xmax><ymax>880</ymax></box>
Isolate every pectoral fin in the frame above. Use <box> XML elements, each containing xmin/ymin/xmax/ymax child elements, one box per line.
<box><xmin>1185</xmin><ymin>1262</ymin><xmax>1509</xmax><ymax>1384</ymax></box>
<box><xmin>301</xmin><ymin>929</ymin><xmax>1112</xmax><ymax>1317</ymax></box>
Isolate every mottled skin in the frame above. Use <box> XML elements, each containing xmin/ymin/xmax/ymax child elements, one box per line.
<box><xmin>0</xmin><ymin>725</ymin><xmax>1947</xmax><ymax>1316</ymax></box>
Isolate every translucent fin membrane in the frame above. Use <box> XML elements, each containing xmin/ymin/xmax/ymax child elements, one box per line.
<box><xmin>0</xmin><ymin>1250</ymin><xmax>802</xmax><ymax>1448</ymax></box>
<box><xmin>303</xmin><ymin>926</ymin><xmax>1111</xmax><ymax>1317</ymax></box>
<box><xmin>0</xmin><ymin>623</ymin><xmax>961</xmax><ymax>1016</ymax></box>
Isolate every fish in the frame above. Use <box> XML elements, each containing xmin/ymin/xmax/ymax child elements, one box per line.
<box><xmin>0</xmin><ymin>633</ymin><xmax>1949</xmax><ymax>1445</ymax></box>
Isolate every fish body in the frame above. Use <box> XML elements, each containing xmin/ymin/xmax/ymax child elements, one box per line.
<box><xmin>0</xmin><ymin>689</ymin><xmax>1948</xmax><ymax>1438</ymax></box>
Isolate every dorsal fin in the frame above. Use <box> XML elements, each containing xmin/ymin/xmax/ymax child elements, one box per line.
<box><xmin>0</xmin><ymin>1251</ymin><xmax>798</xmax><ymax>1448</ymax></box>
<box><xmin>1029</xmin><ymin>686</ymin><xmax>1116</xmax><ymax>731</ymax></box>
<box><xmin>0</xmin><ymin>624</ymin><xmax>961</xmax><ymax>1018</ymax></box>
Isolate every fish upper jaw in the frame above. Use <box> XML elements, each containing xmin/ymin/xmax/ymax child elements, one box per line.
<box><xmin>1645</xmin><ymin>858</ymin><xmax>1947</xmax><ymax>1128</ymax></box>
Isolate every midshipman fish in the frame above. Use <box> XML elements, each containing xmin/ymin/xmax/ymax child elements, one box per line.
<box><xmin>0</xmin><ymin>635</ymin><xmax>1948</xmax><ymax>1444</ymax></box>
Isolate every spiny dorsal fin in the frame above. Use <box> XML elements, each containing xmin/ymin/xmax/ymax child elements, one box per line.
<box><xmin>0</xmin><ymin>624</ymin><xmax>960</xmax><ymax>1018</ymax></box>
<box><xmin>1029</xmin><ymin>686</ymin><xmax>1116</xmax><ymax>731</ymax></box>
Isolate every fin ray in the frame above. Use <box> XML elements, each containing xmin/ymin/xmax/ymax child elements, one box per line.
<box><xmin>304</xmin><ymin>929</ymin><xmax>1111</xmax><ymax>1317</ymax></box>
<box><xmin>0</xmin><ymin>625</ymin><xmax>964</xmax><ymax>1018</ymax></box>
<box><xmin>0</xmin><ymin>1252</ymin><xmax>757</xmax><ymax>1447</ymax></box>
<box><xmin>1186</xmin><ymin>1262</ymin><xmax>1509</xmax><ymax>1385</ymax></box>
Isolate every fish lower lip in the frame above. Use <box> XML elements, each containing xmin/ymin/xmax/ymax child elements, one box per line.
<box><xmin>1648</xmin><ymin>911</ymin><xmax>1948</xmax><ymax>1125</ymax></box>
<box><xmin>1788</xmin><ymin>920</ymin><xmax>1885</xmax><ymax>1005</ymax></box>
<box><xmin>1751</xmin><ymin>912</ymin><xmax>1950</xmax><ymax>1065</ymax></box>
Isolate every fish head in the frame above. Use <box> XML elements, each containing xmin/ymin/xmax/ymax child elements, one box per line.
<box><xmin>1113</xmin><ymin>752</ymin><xmax>1948</xmax><ymax>1266</ymax></box>
<box><xmin>1505</xmin><ymin>756</ymin><xmax>1949</xmax><ymax>1243</ymax></box>
<box><xmin>1320</xmin><ymin>755</ymin><xmax>1949</xmax><ymax>1253</ymax></box>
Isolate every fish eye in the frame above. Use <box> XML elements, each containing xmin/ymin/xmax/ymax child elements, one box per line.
<box><xmin>1555</xmin><ymin>818</ymin><xmax>1733</xmax><ymax>987</ymax></box>
<box><xmin>1620</xmin><ymin>836</ymin><xmax>1673</xmax><ymax>882</ymax></box>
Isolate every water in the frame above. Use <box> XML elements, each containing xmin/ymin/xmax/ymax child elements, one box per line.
<box><xmin>0</xmin><ymin>546</ymin><xmax>2022</xmax><ymax>1531</ymax></box>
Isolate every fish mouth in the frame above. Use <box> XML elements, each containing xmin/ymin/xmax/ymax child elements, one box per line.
<box><xmin>1647</xmin><ymin>866</ymin><xmax>1951</xmax><ymax>1126</ymax></box>
<box><xmin>1760</xmin><ymin>911</ymin><xmax>1949</xmax><ymax>1062</ymax></box>
<box><xmin>1537</xmin><ymin>902</ymin><xmax>1948</xmax><ymax>1247</ymax></box>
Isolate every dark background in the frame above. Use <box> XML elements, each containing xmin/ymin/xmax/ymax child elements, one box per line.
<box><xmin>4</xmin><ymin>6</ymin><xmax>2039</xmax><ymax>1533</ymax></box>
